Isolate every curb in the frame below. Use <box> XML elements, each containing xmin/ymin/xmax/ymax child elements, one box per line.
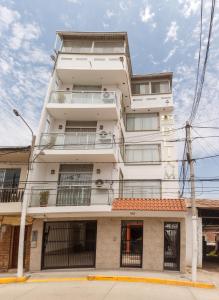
<box><xmin>0</xmin><ymin>277</ymin><xmax>27</xmax><ymax>284</ymax></box>
<box><xmin>0</xmin><ymin>275</ymin><xmax>215</xmax><ymax>289</ymax></box>
<box><xmin>28</xmin><ymin>277</ymin><xmax>87</xmax><ymax>283</ymax></box>
<box><xmin>87</xmin><ymin>275</ymin><xmax>215</xmax><ymax>289</ymax></box>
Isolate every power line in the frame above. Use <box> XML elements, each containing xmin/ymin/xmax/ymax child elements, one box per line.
<box><xmin>189</xmin><ymin>0</ymin><xmax>216</xmax><ymax>123</ymax></box>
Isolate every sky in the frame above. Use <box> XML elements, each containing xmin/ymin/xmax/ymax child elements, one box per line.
<box><xmin>0</xmin><ymin>0</ymin><xmax>219</xmax><ymax>198</ymax></box>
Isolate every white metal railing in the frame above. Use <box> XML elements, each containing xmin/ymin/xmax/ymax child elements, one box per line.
<box><xmin>39</xmin><ymin>131</ymin><xmax>115</xmax><ymax>150</ymax></box>
<box><xmin>49</xmin><ymin>91</ymin><xmax>118</xmax><ymax>106</ymax></box>
<box><xmin>30</xmin><ymin>186</ymin><xmax>112</xmax><ymax>207</ymax></box>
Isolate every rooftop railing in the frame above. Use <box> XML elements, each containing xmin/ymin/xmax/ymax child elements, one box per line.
<box><xmin>49</xmin><ymin>91</ymin><xmax>118</xmax><ymax>106</ymax></box>
<box><xmin>39</xmin><ymin>131</ymin><xmax>115</xmax><ymax>150</ymax></box>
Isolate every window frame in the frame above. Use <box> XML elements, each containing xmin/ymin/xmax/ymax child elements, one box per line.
<box><xmin>132</xmin><ymin>80</ymin><xmax>171</xmax><ymax>96</ymax></box>
<box><xmin>124</xmin><ymin>144</ymin><xmax>161</xmax><ymax>165</ymax></box>
<box><xmin>126</xmin><ymin>112</ymin><xmax>160</xmax><ymax>132</ymax></box>
<box><xmin>123</xmin><ymin>179</ymin><xmax>162</xmax><ymax>199</ymax></box>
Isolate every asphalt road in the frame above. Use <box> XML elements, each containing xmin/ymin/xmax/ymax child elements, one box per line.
<box><xmin>0</xmin><ymin>280</ymin><xmax>219</xmax><ymax>300</ymax></box>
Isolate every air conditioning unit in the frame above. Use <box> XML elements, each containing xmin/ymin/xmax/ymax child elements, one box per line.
<box><xmin>98</xmin><ymin>131</ymin><xmax>111</xmax><ymax>143</ymax></box>
<box><xmin>95</xmin><ymin>179</ymin><xmax>105</xmax><ymax>189</ymax></box>
<box><xmin>102</xmin><ymin>91</ymin><xmax>113</xmax><ymax>103</ymax></box>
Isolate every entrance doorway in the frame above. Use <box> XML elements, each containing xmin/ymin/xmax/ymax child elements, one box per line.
<box><xmin>9</xmin><ymin>226</ymin><xmax>28</xmax><ymax>269</ymax></box>
<box><xmin>120</xmin><ymin>221</ymin><xmax>143</xmax><ymax>268</ymax></box>
<box><xmin>164</xmin><ymin>222</ymin><xmax>180</xmax><ymax>271</ymax></box>
<box><xmin>42</xmin><ymin>221</ymin><xmax>97</xmax><ymax>269</ymax></box>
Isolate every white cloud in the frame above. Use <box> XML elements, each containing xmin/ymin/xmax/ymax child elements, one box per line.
<box><xmin>119</xmin><ymin>1</ymin><xmax>132</xmax><ymax>11</ymax></box>
<box><xmin>178</xmin><ymin>0</ymin><xmax>200</xmax><ymax>18</ymax></box>
<box><xmin>105</xmin><ymin>9</ymin><xmax>115</xmax><ymax>19</ymax></box>
<box><xmin>140</xmin><ymin>5</ymin><xmax>154</xmax><ymax>23</ymax></box>
<box><xmin>9</xmin><ymin>22</ymin><xmax>41</xmax><ymax>50</ymax></box>
<box><xmin>0</xmin><ymin>4</ymin><xmax>50</xmax><ymax>146</ymax></box>
<box><xmin>165</xmin><ymin>21</ymin><xmax>179</xmax><ymax>43</ymax></box>
<box><xmin>66</xmin><ymin>0</ymin><xmax>80</xmax><ymax>3</ymax></box>
<box><xmin>163</xmin><ymin>47</ymin><xmax>177</xmax><ymax>62</ymax></box>
<box><xmin>0</xmin><ymin>4</ymin><xmax>19</xmax><ymax>35</ymax></box>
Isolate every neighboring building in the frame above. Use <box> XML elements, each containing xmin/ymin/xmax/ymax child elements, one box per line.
<box><xmin>26</xmin><ymin>32</ymin><xmax>186</xmax><ymax>272</ymax></box>
<box><xmin>186</xmin><ymin>199</ymin><xmax>219</xmax><ymax>268</ymax></box>
<box><xmin>0</xmin><ymin>147</ymin><xmax>32</xmax><ymax>272</ymax></box>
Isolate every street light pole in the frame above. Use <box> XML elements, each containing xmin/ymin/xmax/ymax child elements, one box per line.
<box><xmin>186</xmin><ymin>122</ymin><xmax>198</xmax><ymax>282</ymax></box>
<box><xmin>13</xmin><ymin>109</ymin><xmax>36</xmax><ymax>278</ymax></box>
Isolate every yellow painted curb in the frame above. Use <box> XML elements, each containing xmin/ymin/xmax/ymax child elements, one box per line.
<box><xmin>0</xmin><ymin>277</ymin><xmax>27</xmax><ymax>284</ymax></box>
<box><xmin>27</xmin><ymin>277</ymin><xmax>87</xmax><ymax>283</ymax></box>
<box><xmin>87</xmin><ymin>275</ymin><xmax>215</xmax><ymax>289</ymax></box>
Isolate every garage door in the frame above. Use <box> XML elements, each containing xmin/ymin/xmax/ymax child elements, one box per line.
<box><xmin>42</xmin><ymin>221</ymin><xmax>97</xmax><ymax>269</ymax></box>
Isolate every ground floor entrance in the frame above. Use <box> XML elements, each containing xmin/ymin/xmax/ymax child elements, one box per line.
<box><xmin>42</xmin><ymin>221</ymin><xmax>97</xmax><ymax>269</ymax></box>
<box><xmin>30</xmin><ymin>217</ymin><xmax>185</xmax><ymax>273</ymax></box>
<box><xmin>120</xmin><ymin>221</ymin><xmax>143</xmax><ymax>268</ymax></box>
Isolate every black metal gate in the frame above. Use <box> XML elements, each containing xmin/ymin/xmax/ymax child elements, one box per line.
<box><xmin>42</xmin><ymin>221</ymin><xmax>97</xmax><ymax>269</ymax></box>
<box><xmin>164</xmin><ymin>222</ymin><xmax>180</xmax><ymax>271</ymax></box>
<box><xmin>120</xmin><ymin>221</ymin><xmax>143</xmax><ymax>268</ymax></box>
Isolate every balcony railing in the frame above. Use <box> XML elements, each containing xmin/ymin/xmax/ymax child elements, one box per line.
<box><xmin>49</xmin><ymin>91</ymin><xmax>118</xmax><ymax>106</ymax></box>
<box><xmin>0</xmin><ymin>188</ymin><xmax>24</xmax><ymax>203</ymax></box>
<box><xmin>39</xmin><ymin>131</ymin><xmax>115</xmax><ymax>150</ymax></box>
<box><xmin>30</xmin><ymin>186</ymin><xmax>112</xmax><ymax>207</ymax></box>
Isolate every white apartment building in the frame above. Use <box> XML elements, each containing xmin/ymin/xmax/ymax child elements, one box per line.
<box><xmin>27</xmin><ymin>32</ymin><xmax>186</xmax><ymax>272</ymax></box>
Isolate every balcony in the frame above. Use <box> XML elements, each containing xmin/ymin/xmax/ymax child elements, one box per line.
<box><xmin>28</xmin><ymin>185</ymin><xmax>113</xmax><ymax>215</ymax></box>
<box><xmin>55</xmin><ymin>53</ymin><xmax>131</xmax><ymax>98</ymax></box>
<box><xmin>0</xmin><ymin>188</ymin><xmax>24</xmax><ymax>214</ymax></box>
<box><xmin>37</xmin><ymin>131</ymin><xmax>118</xmax><ymax>162</ymax></box>
<box><xmin>46</xmin><ymin>90</ymin><xmax>120</xmax><ymax>120</ymax></box>
<box><xmin>131</xmin><ymin>93</ymin><xmax>173</xmax><ymax>111</ymax></box>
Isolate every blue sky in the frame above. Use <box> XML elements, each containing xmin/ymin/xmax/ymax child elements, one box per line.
<box><xmin>0</xmin><ymin>0</ymin><xmax>219</xmax><ymax>198</ymax></box>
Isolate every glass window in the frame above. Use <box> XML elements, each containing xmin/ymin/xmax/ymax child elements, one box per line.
<box><xmin>0</xmin><ymin>168</ymin><xmax>21</xmax><ymax>188</ymax></box>
<box><xmin>94</xmin><ymin>41</ymin><xmax>124</xmax><ymax>53</ymax></box>
<box><xmin>151</xmin><ymin>81</ymin><xmax>169</xmax><ymax>94</ymax></box>
<box><xmin>132</xmin><ymin>83</ymin><xmax>150</xmax><ymax>95</ymax></box>
<box><xmin>125</xmin><ymin>144</ymin><xmax>160</xmax><ymax>164</ymax></box>
<box><xmin>126</xmin><ymin>113</ymin><xmax>159</xmax><ymax>131</ymax></box>
<box><xmin>123</xmin><ymin>181</ymin><xmax>161</xmax><ymax>198</ymax></box>
<box><xmin>62</xmin><ymin>40</ymin><xmax>92</xmax><ymax>53</ymax></box>
<box><xmin>59</xmin><ymin>164</ymin><xmax>93</xmax><ymax>186</ymax></box>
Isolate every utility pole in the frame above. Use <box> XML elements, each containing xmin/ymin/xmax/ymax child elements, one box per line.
<box><xmin>186</xmin><ymin>121</ymin><xmax>198</xmax><ymax>282</ymax></box>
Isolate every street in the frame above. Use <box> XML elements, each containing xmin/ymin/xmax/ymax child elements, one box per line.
<box><xmin>0</xmin><ymin>280</ymin><xmax>219</xmax><ymax>300</ymax></box>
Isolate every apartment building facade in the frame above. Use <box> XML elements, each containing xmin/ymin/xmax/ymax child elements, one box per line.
<box><xmin>26</xmin><ymin>32</ymin><xmax>186</xmax><ymax>272</ymax></box>
<box><xmin>0</xmin><ymin>147</ymin><xmax>32</xmax><ymax>272</ymax></box>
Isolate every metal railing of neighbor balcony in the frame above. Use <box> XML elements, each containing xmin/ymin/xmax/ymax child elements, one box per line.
<box><xmin>0</xmin><ymin>188</ymin><xmax>24</xmax><ymax>203</ymax></box>
<box><xmin>29</xmin><ymin>186</ymin><xmax>113</xmax><ymax>207</ymax></box>
<box><xmin>39</xmin><ymin>131</ymin><xmax>115</xmax><ymax>150</ymax></box>
<box><xmin>49</xmin><ymin>91</ymin><xmax>118</xmax><ymax>106</ymax></box>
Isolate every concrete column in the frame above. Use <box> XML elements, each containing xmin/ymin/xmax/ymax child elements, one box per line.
<box><xmin>96</xmin><ymin>218</ymin><xmax>121</xmax><ymax>269</ymax></box>
<box><xmin>29</xmin><ymin>219</ymin><xmax>44</xmax><ymax>271</ymax></box>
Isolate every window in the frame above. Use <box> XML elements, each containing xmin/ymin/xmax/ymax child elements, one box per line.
<box><xmin>126</xmin><ymin>113</ymin><xmax>159</xmax><ymax>131</ymax></box>
<box><xmin>58</xmin><ymin>164</ymin><xmax>93</xmax><ymax>186</ymax></box>
<box><xmin>62</xmin><ymin>40</ymin><xmax>92</xmax><ymax>53</ymax></box>
<box><xmin>132</xmin><ymin>83</ymin><xmax>150</xmax><ymax>95</ymax></box>
<box><xmin>123</xmin><ymin>180</ymin><xmax>161</xmax><ymax>198</ymax></box>
<box><xmin>0</xmin><ymin>169</ymin><xmax>21</xmax><ymax>188</ymax></box>
<box><xmin>132</xmin><ymin>80</ymin><xmax>171</xmax><ymax>95</ymax></box>
<box><xmin>73</xmin><ymin>85</ymin><xmax>101</xmax><ymax>91</ymax></box>
<box><xmin>93</xmin><ymin>41</ymin><xmax>124</xmax><ymax>53</ymax></box>
<box><xmin>125</xmin><ymin>144</ymin><xmax>160</xmax><ymax>164</ymax></box>
<box><xmin>57</xmin><ymin>164</ymin><xmax>93</xmax><ymax>206</ymax></box>
<box><xmin>151</xmin><ymin>81</ymin><xmax>170</xmax><ymax>94</ymax></box>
